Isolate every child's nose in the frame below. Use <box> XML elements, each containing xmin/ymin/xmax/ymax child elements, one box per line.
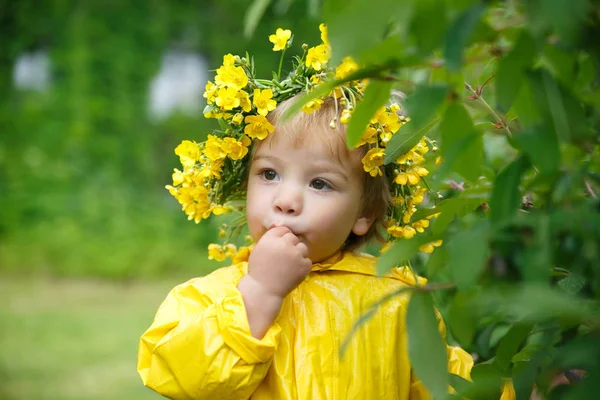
<box><xmin>273</xmin><ymin>186</ymin><xmax>302</xmax><ymax>215</ymax></box>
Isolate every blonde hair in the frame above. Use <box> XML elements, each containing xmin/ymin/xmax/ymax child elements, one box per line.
<box><xmin>262</xmin><ymin>95</ymin><xmax>391</xmax><ymax>251</ymax></box>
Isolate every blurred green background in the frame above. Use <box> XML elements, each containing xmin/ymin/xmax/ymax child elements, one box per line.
<box><xmin>0</xmin><ymin>1</ymin><xmax>320</xmax><ymax>399</ymax></box>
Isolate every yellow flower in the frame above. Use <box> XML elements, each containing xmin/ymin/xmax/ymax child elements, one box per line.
<box><xmin>204</xmin><ymin>109</ymin><xmax>224</xmax><ymax>119</ymax></box>
<box><xmin>370</xmin><ymin>106</ymin><xmax>387</xmax><ymax>124</ymax></box>
<box><xmin>362</xmin><ymin>148</ymin><xmax>385</xmax><ymax>177</ymax></box>
<box><xmin>221</xmin><ymin>137</ymin><xmax>249</xmax><ymax>160</ymax></box>
<box><xmin>415</xmin><ymin>166</ymin><xmax>429</xmax><ymax>177</ymax></box>
<box><xmin>237</xmin><ymin>90</ymin><xmax>252</xmax><ymax>112</ymax></box>
<box><xmin>412</xmin><ymin>219</ymin><xmax>430</xmax><ymax>233</ymax></box>
<box><xmin>222</xmin><ymin>53</ymin><xmax>236</xmax><ymax>67</ymax></box>
<box><xmin>269</xmin><ymin>28</ymin><xmax>292</xmax><ymax>51</ymax></box>
<box><xmin>174</xmin><ymin>140</ymin><xmax>200</xmax><ymax>168</ymax></box>
<box><xmin>415</xmin><ymin>139</ymin><xmax>429</xmax><ymax>155</ymax></box>
<box><xmin>340</xmin><ymin>109</ymin><xmax>352</xmax><ymax>124</ymax></box>
<box><xmin>319</xmin><ymin>23</ymin><xmax>328</xmax><ymax>46</ymax></box>
<box><xmin>223</xmin><ymin>244</ymin><xmax>237</xmax><ymax>259</ymax></box>
<box><xmin>302</xmin><ymin>98</ymin><xmax>324</xmax><ymax>114</ymax></box>
<box><xmin>215</xmin><ymin>65</ymin><xmax>248</xmax><ymax>90</ymax></box>
<box><xmin>305</xmin><ymin>44</ymin><xmax>330</xmax><ymax>71</ymax></box>
<box><xmin>204</xmin><ymin>135</ymin><xmax>226</xmax><ymax>161</ymax></box>
<box><xmin>203</xmin><ymin>81</ymin><xmax>217</xmax><ymax>104</ymax></box>
<box><xmin>253</xmin><ymin>89</ymin><xmax>277</xmax><ymax>116</ymax></box>
<box><xmin>356</xmin><ymin>126</ymin><xmax>378</xmax><ymax>147</ymax></box>
<box><xmin>232</xmin><ymin>246</ymin><xmax>252</xmax><ymax>263</ymax></box>
<box><xmin>335</xmin><ymin>57</ymin><xmax>358</xmax><ymax>80</ymax></box>
<box><xmin>395</xmin><ymin>167</ymin><xmax>429</xmax><ymax>185</ymax></box>
<box><xmin>199</xmin><ymin>159</ymin><xmax>224</xmax><ymax>179</ymax></box>
<box><xmin>380</xmin><ymin>241</ymin><xmax>393</xmax><ymax>254</ymax></box>
<box><xmin>178</xmin><ymin>185</ymin><xmax>211</xmax><ymax>223</ymax></box>
<box><xmin>378</xmin><ymin>110</ymin><xmax>401</xmax><ymax>134</ymax></box>
<box><xmin>411</xmin><ymin>186</ymin><xmax>427</xmax><ymax>205</ymax></box>
<box><xmin>244</xmin><ymin>115</ymin><xmax>274</xmax><ymax>140</ymax></box>
<box><xmin>380</xmin><ymin>131</ymin><xmax>393</xmax><ymax>146</ymax></box>
<box><xmin>390</xmin><ymin>103</ymin><xmax>401</xmax><ymax>113</ymax></box>
<box><xmin>172</xmin><ymin>168</ymin><xmax>185</xmax><ymax>186</ymax></box>
<box><xmin>419</xmin><ymin>240</ymin><xmax>443</xmax><ymax>254</ymax></box>
<box><xmin>404</xmin><ymin>226</ymin><xmax>417</xmax><ymax>239</ymax></box>
<box><xmin>232</xmin><ymin>113</ymin><xmax>244</xmax><ymax>125</ymax></box>
<box><xmin>386</xmin><ymin>224</ymin><xmax>404</xmax><ymax>238</ymax></box>
<box><xmin>208</xmin><ymin>244</ymin><xmax>227</xmax><ymax>262</ymax></box>
<box><xmin>215</xmin><ymin>87</ymin><xmax>240</xmax><ymax>111</ymax></box>
<box><xmin>210</xmin><ymin>205</ymin><xmax>230</xmax><ymax>215</ymax></box>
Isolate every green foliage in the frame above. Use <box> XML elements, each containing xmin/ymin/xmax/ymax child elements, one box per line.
<box><xmin>251</xmin><ymin>0</ymin><xmax>600</xmax><ymax>397</ymax></box>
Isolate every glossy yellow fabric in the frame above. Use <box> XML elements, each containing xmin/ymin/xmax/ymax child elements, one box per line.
<box><xmin>138</xmin><ymin>252</ymin><xmax>513</xmax><ymax>400</ymax></box>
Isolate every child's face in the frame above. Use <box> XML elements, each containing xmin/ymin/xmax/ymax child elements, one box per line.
<box><xmin>246</xmin><ymin>130</ymin><xmax>372</xmax><ymax>263</ymax></box>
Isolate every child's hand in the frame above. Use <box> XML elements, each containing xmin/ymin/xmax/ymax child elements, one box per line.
<box><xmin>247</xmin><ymin>225</ymin><xmax>312</xmax><ymax>299</ymax></box>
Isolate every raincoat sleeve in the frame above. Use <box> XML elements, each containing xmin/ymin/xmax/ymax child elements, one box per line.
<box><xmin>408</xmin><ymin>310</ymin><xmax>516</xmax><ymax>400</ymax></box>
<box><xmin>137</xmin><ymin>264</ymin><xmax>281</xmax><ymax>400</ymax></box>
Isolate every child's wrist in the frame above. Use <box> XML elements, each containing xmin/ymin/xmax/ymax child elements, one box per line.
<box><xmin>238</xmin><ymin>274</ymin><xmax>284</xmax><ymax>308</ymax></box>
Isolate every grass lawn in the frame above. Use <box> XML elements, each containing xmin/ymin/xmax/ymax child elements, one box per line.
<box><xmin>0</xmin><ymin>275</ymin><xmax>192</xmax><ymax>400</ymax></box>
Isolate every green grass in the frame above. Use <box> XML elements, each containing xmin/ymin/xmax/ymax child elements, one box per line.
<box><xmin>0</xmin><ymin>275</ymin><xmax>193</xmax><ymax>400</ymax></box>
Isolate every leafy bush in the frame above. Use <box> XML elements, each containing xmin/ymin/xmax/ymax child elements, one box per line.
<box><xmin>248</xmin><ymin>0</ymin><xmax>600</xmax><ymax>398</ymax></box>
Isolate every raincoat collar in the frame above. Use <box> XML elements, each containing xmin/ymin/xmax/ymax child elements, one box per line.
<box><xmin>311</xmin><ymin>251</ymin><xmax>428</xmax><ymax>287</ymax></box>
<box><xmin>235</xmin><ymin>248</ymin><xmax>427</xmax><ymax>287</ymax></box>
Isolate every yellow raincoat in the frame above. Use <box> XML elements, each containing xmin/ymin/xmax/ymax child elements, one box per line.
<box><xmin>138</xmin><ymin>252</ymin><xmax>514</xmax><ymax>400</ymax></box>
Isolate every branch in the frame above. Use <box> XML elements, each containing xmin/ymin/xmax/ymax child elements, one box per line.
<box><xmin>585</xmin><ymin>179</ymin><xmax>598</xmax><ymax>199</ymax></box>
<box><xmin>465</xmin><ymin>82</ymin><xmax>513</xmax><ymax>138</ymax></box>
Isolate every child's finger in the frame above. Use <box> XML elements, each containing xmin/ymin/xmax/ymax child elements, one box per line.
<box><xmin>296</xmin><ymin>242</ymin><xmax>308</xmax><ymax>258</ymax></box>
<box><xmin>282</xmin><ymin>231</ymin><xmax>300</xmax><ymax>245</ymax></box>
<box><xmin>267</xmin><ymin>225</ymin><xmax>292</xmax><ymax>237</ymax></box>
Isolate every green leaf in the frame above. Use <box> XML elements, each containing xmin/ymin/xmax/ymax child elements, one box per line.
<box><xmin>357</xmin><ymin>36</ymin><xmax>407</xmax><ymax>65</ymax></box>
<box><xmin>495</xmin><ymin>31</ymin><xmax>537</xmax><ymax>111</ymax></box>
<box><xmin>439</xmin><ymin>102</ymin><xmax>483</xmax><ymax>182</ymax></box>
<box><xmin>377</xmin><ymin>233</ymin><xmax>440</xmax><ymax>276</ymax></box>
<box><xmin>407</xmin><ymin>292</ymin><xmax>449</xmax><ymax>400</ymax></box>
<box><xmin>490</xmin><ymin>156</ymin><xmax>530</xmax><ymax>227</ymax></box>
<box><xmin>347</xmin><ymin>80</ymin><xmax>393</xmax><ymax>147</ymax></box>
<box><xmin>448</xmin><ymin>290</ymin><xmax>477</xmax><ymax>346</ymax></box>
<box><xmin>528</xmin><ymin>0</ymin><xmax>589</xmax><ymax>45</ymax></box>
<box><xmin>526</xmin><ymin>69</ymin><xmax>589</xmax><ymax>141</ymax></box>
<box><xmin>557</xmin><ymin>273</ymin><xmax>587</xmax><ymax>295</ymax></box>
<box><xmin>513</xmin><ymin>125</ymin><xmax>560</xmax><ymax>175</ymax></box>
<box><xmin>448</xmin><ymin>220</ymin><xmax>489</xmax><ymax>289</ymax></box>
<box><xmin>444</xmin><ymin>3</ymin><xmax>486</xmax><ymax>71</ymax></box>
<box><xmin>281</xmin><ymin>62</ymin><xmax>400</xmax><ymax>122</ymax></box>
<box><xmin>511</xmin><ymin>82</ymin><xmax>541</xmax><ymax>128</ymax></box>
<box><xmin>244</xmin><ymin>0</ymin><xmax>272</xmax><ymax>38</ymax></box>
<box><xmin>516</xmin><ymin>214</ymin><xmax>552</xmax><ymax>284</ymax></box>
<box><xmin>495</xmin><ymin>323</ymin><xmax>534</xmax><ymax>375</ymax></box>
<box><xmin>410</xmin><ymin>0</ymin><xmax>447</xmax><ymax>54</ymax></box>
<box><xmin>468</xmin><ymin>362</ymin><xmax>503</xmax><ymax>399</ymax></box>
<box><xmin>425</xmin><ymin>244</ymin><xmax>448</xmax><ymax>278</ymax></box>
<box><xmin>384</xmin><ymin>84</ymin><xmax>449</xmax><ymax>164</ymax></box>
<box><xmin>428</xmin><ymin>196</ymin><xmax>484</xmax><ymax>235</ymax></box>
<box><xmin>324</xmin><ymin>0</ymin><xmax>402</xmax><ymax>65</ymax></box>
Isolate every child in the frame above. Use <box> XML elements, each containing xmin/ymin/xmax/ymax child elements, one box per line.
<box><xmin>138</xmin><ymin>27</ymin><xmax>514</xmax><ymax>399</ymax></box>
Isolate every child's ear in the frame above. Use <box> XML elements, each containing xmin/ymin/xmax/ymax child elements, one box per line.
<box><xmin>352</xmin><ymin>216</ymin><xmax>373</xmax><ymax>236</ymax></box>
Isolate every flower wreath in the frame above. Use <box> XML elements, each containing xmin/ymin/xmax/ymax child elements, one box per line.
<box><xmin>166</xmin><ymin>25</ymin><xmax>442</xmax><ymax>263</ymax></box>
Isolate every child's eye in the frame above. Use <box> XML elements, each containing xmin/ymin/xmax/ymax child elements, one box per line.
<box><xmin>310</xmin><ymin>178</ymin><xmax>332</xmax><ymax>191</ymax></box>
<box><xmin>260</xmin><ymin>169</ymin><xmax>278</xmax><ymax>181</ymax></box>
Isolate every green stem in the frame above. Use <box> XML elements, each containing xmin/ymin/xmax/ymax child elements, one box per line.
<box><xmin>277</xmin><ymin>49</ymin><xmax>286</xmax><ymax>80</ymax></box>
<box><xmin>464</xmin><ymin>82</ymin><xmax>512</xmax><ymax>138</ymax></box>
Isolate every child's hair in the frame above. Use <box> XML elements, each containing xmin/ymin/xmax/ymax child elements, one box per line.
<box><xmin>262</xmin><ymin>95</ymin><xmax>391</xmax><ymax>251</ymax></box>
